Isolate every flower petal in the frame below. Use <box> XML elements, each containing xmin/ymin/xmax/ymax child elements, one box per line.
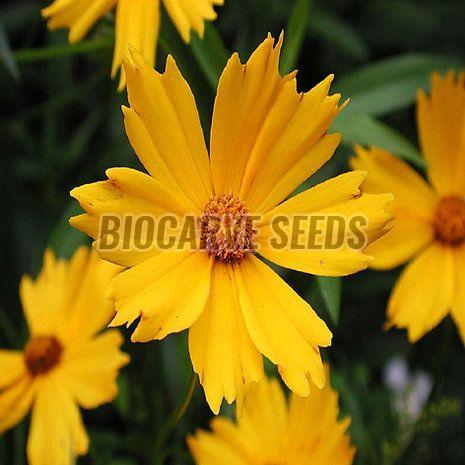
<box><xmin>112</xmin><ymin>0</ymin><xmax>160</xmax><ymax>90</ymax></box>
<box><xmin>234</xmin><ymin>255</ymin><xmax>331</xmax><ymax>395</ymax></box>
<box><xmin>350</xmin><ymin>145</ymin><xmax>437</xmax><ymax>214</ymax></box>
<box><xmin>122</xmin><ymin>106</ymin><xmax>196</xmax><ymax>207</ymax></box>
<box><xmin>27</xmin><ymin>376</ymin><xmax>88</xmax><ymax>465</ymax></box>
<box><xmin>162</xmin><ymin>0</ymin><xmax>222</xmax><ymax>42</ymax></box>
<box><xmin>0</xmin><ymin>377</ymin><xmax>35</xmax><ymax>434</ymax></box>
<box><xmin>209</xmin><ymin>34</ymin><xmax>287</xmax><ymax>195</ymax></box>
<box><xmin>0</xmin><ymin>350</ymin><xmax>25</xmax><ymax>389</ymax></box>
<box><xmin>70</xmin><ymin>168</ymin><xmax>187</xmax><ymax>267</ymax></box>
<box><xmin>20</xmin><ymin>250</ymin><xmax>73</xmax><ymax>336</ymax></box>
<box><xmin>210</xmin><ymin>33</ymin><xmax>344</xmax><ymax>210</ymax></box>
<box><xmin>68</xmin><ymin>213</ymin><xmax>99</xmax><ymax>239</ymax></box>
<box><xmin>72</xmin><ymin>167</ymin><xmax>187</xmax><ymax>216</ymax></box>
<box><xmin>287</xmin><ymin>368</ymin><xmax>355</xmax><ymax>464</ymax></box>
<box><xmin>123</xmin><ymin>48</ymin><xmax>213</xmax><ymax>210</ymax></box>
<box><xmin>42</xmin><ymin>0</ymin><xmax>116</xmax><ymax>44</ymax></box>
<box><xmin>60</xmin><ymin>249</ymin><xmax>121</xmax><ymax>344</ymax></box>
<box><xmin>350</xmin><ymin>145</ymin><xmax>437</xmax><ymax>269</ymax></box>
<box><xmin>188</xmin><ymin>418</ymin><xmax>251</xmax><ymax>465</ymax></box>
<box><xmin>61</xmin><ymin>331</ymin><xmax>129</xmax><ymax>409</ymax></box>
<box><xmin>188</xmin><ymin>263</ymin><xmax>263</xmax><ymax>414</ymax></box>
<box><xmin>260</xmin><ymin>171</ymin><xmax>367</xmax><ymax>222</ymax></box>
<box><xmin>364</xmin><ymin>210</ymin><xmax>434</xmax><ymax>270</ymax></box>
<box><xmin>188</xmin><ymin>378</ymin><xmax>287</xmax><ymax>463</ymax></box>
<box><xmin>257</xmin><ymin>172</ymin><xmax>393</xmax><ymax>276</ymax></box>
<box><xmin>387</xmin><ymin>243</ymin><xmax>455</xmax><ymax>342</ymax></box>
<box><xmin>108</xmin><ymin>251</ymin><xmax>213</xmax><ymax>341</ymax></box>
<box><xmin>237</xmin><ymin>378</ymin><xmax>288</xmax><ymax>455</ymax></box>
<box><xmin>20</xmin><ymin>247</ymin><xmax>119</xmax><ymax>340</ymax></box>
<box><xmin>241</xmin><ymin>85</ymin><xmax>344</xmax><ymax>213</ymax></box>
<box><xmin>451</xmin><ymin>244</ymin><xmax>465</xmax><ymax>344</ymax></box>
<box><xmin>417</xmin><ymin>71</ymin><xmax>465</xmax><ymax>196</ymax></box>
<box><xmin>188</xmin><ymin>372</ymin><xmax>355</xmax><ymax>464</ymax></box>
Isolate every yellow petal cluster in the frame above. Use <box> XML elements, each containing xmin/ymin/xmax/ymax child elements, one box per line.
<box><xmin>0</xmin><ymin>248</ymin><xmax>129</xmax><ymax>465</ymax></box>
<box><xmin>350</xmin><ymin>71</ymin><xmax>465</xmax><ymax>343</ymax></box>
<box><xmin>70</xmin><ymin>34</ymin><xmax>393</xmax><ymax>413</ymax></box>
<box><xmin>41</xmin><ymin>0</ymin><xmax>224</xmax><ymax>89</ymax></box>
<box><xmin>189</xmin><ymin>369</ymin><xmax>355</xmax><ymax>465</ymax></box>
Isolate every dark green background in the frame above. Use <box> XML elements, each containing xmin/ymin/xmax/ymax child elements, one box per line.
<box><xmin>1</xmin><ymin>0</ymin><xmax>464</xmax><ymax>464</ymax></box>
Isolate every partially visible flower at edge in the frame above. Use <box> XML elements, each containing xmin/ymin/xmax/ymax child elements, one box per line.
<box><xmin>41</xmin><ymin>0</ymin><xmax>224</xmax><ymax>89</ymax></box>
<box><xmin>69</xmin><ymin>34</ymin><xmax>394</xmax><ymax>413</ymax></box>
<box><xmin>350</xmin><ymin>71</ymin><xmax>465</xmax><ymax>344</ymax></box>
<box><xmin>384</xmin><ymin>356</ymin><xmax>432</xmax><ymax>424</ymax></box>
<box><xmin>188</xmin><ymin>367</ymin><xmax>356</xmax><ymax>465</ymax></box>
<box><xmin>0</xmin><ymin>247</ymin><xmax>129</xmax><ymax>465</ymax></box>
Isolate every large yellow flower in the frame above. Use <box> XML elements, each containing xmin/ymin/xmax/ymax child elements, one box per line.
<box><xmin>0</xmin><ymin>247</ymin><xmax>129</xmax><ymax>465</ymax></box>
<box><xmin>188</xmin><ymin>369</ymin><xmax>356</xmax><ymax>465</ymax></box>
<box><xmin>70</xmin><ymin>35</ymin><xmax>393</xmax><ymax>413</ymax></box>
<box><xmin>41</xmin><ymin>0</ymin><xmax>223</xmax><ymax>89</ymax></box>
<box><xmin>350</xmin><ymin>71</ymin><xmax>465</xmax><ymax>344</ymax></box>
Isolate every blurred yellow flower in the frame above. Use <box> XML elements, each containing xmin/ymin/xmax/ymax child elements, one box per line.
<box><xmin>351</xmin><ymin>71</ymin><xmax>465</xmax><ymax>343</ymax></box>
<box><xmin>188</xmin><ymin>369</ymin><xmax>356</xmax><ymax>465</ymax></box>
<box><xmin>0</xmin><ymin>248</ymin><xmax>129</xmax><ymax>465</ymax></box>
<box><xmin>41</xmin><ymin>0</ymin><xmax>224</xmax><ymax>89</ymax></box>
<box><xmin>70</xmin><ymin>34</ymin><xmax>393</xmax><ymax>413</ymax></box>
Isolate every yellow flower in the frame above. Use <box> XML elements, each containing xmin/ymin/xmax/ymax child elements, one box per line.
<box><xmin>0</xmin><ymin>247</ymin><xmax>129</xmax><ymax>465</ymax></box>
<box><xmin>41</xmin><ymin>0</ymin><xmax>224</xmax><ymax>89</ymax></box>
<box><xmin>70</xmin><ymin>34</ymin><xmax>393</xmax><ymax>413</ymax></box>
<box><xmin>350</xmin><ymin>71</ymin><xmax>465</xmax><ymax>344</ymax></box>
<box><xmin>188</xmin><ymin>369</ymin><xmax>356</xmax><ymax>465</ymax></box>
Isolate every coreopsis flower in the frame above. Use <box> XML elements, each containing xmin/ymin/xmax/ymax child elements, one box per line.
<box><xmin>350</xmin><ymin>71</ymin><xmax>465</xmax><ymax>343</ymax></box>
<box><xmin>188</xmin><ymin>369</ymin><xmax>356</xmax><ymax>465</ymax></box>
<box><xmin>41</xmin><ymin>0</ymin><xmax>223</xmax><ymax>89</ymax></box>
<box><xmin>0</xmin><ymin>248</ymin><xmax>129</xmax><ymax>465</ymax></box>
<box><xmin>70</xmin><ymin>34</ymin><xmax>393</xmax><ymax>413</ymax></box>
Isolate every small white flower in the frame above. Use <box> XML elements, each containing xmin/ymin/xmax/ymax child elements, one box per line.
<box><xmin>384</xmin><ymin>356</ymin><xmax>432</xmax><ymax>423</ymax></box>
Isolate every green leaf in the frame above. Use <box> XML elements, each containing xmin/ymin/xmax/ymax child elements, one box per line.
<box><xmin>316</xmin><ymin>276</ymin><xmax>341</xmax><ymax>325</ymax></box>
<box><xmin>48</xmin><ymin>202</ymin><xmax>89</xmax><ymax>259</ymax></box>
<box><xmin>332</xmin><ymin>112</ymin><xmax>425</xmax><ymax>169</ymax></box>
<box><xmin>331</xmin><ymin>365</ymin><xmax>373</xmax><ymax>460</ymax></box>
<box><xmin>190</xmin><ymin>23</ymin><xmax>229</xmax><ymax>89</ymax></box>
<box><xmin>310</xmin><ymin>10</ymin><xmax>369</xmax><ymax>62</ymax></box>
<box><xmin>280</xmin><ymin>0</ymin><xmax>312</xmax><ymax>74</ymax></box>
<box><xmin>336</xmin><ymin>53</ymin><xmax>465</xmax><ymax>116</ymax></box>
<box><xmin>13</xmin><ymin>35</ymin><xmax>113</xmax><ymax>63</ymax></box>
<box><xmin>0</xmin><ymin>19</ymin><xmax>19</xmax><ymax>79</ymax></box>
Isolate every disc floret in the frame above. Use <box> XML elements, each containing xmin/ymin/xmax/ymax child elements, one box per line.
<box><xmin>433</xmin><ymin>195</ymin><xmax>465</xmax><ymax>246</ymax></box>
<box><xmin>199</xmin><ymin>193</ymin><xmax>255</xmax><ymax>262</ymax></box>
<box><xmin>24</xmin><ymin>335</ymin><xmax>63</xmax><ymax>377</ymax></box>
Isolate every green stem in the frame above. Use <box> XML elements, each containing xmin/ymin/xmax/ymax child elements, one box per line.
<box><xmin>153</xmin><ymin>369</ymin><xmax>197</xmax><ymax>464</ymax></box>
<box><xmin>13</xmin><ymin>36</ymin><xmax>113</xmax><ymax>63</ymax></box>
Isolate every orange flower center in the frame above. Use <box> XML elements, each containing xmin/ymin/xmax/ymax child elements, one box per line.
<box><xmin>24</xmin><ymin>336</ymin><xmax>63</xmax><ymax>376</ymax></box>
<box><xmin>199</xmin><ymin>193</ymin><xmax>255</xmax><ymax>262</ymax></box>
<box><xmin>433</xmin><ymin>195</ymin><xmax>465</xmax><ymax>246</ymax></box>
